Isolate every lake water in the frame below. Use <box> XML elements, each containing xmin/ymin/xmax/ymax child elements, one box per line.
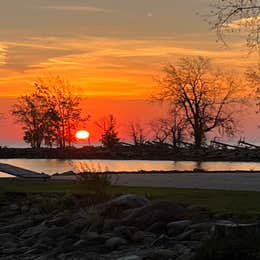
<box><xmin>1</xmin><ymin>159</ymin><xmax>260</xmax><ymax>177</ymax></box>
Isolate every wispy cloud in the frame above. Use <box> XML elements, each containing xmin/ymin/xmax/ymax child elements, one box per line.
<box><xmin>0</xmin><ymin>35</ymin><xmax>255</xmax><ymax>97</ymax></box>
<box><xmin>0</xmin><ymin>44</ymin><xmax>7</xmax><ymax>65</ymax></box>
<box><xmin>225</xmin><ymin>16</ymin><xmax>260</xmax><ymax>30</ymax></box>
<box><xmin>40</xmin><ymin>5</ymin><xmax>116</xmax><ymax>13</ymax></box>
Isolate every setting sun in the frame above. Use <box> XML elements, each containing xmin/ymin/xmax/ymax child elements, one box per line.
<box><xmin>75</xmin><ymin>130</ymin><xmax>90</xmax><ymax>140</ymax></box>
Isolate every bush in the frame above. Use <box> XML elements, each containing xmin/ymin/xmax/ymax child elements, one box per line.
<box><xmin>75</xmin><ymin>162</ymin><xmax>112</xmax><ymax>197</ymax></box>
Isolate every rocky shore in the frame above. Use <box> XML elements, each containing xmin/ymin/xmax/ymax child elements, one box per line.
<box><xmin>1</xmin><ymin>146</ymin><xmax>260</xmax><ymax>161</ymax></box>
<box><xmin>0</xmin><ymin>193</ymin><xmax>258</xmax><ymax>260</ymax></box>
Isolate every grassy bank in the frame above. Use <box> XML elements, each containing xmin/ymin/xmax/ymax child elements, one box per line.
<box><xmin>1</xmin><ymin>178</ymin><xmax>260</xmax><ymax>219</ymax></box>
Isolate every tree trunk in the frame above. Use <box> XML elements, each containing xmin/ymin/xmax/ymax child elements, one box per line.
<box><xmin>194</xmin><ymin>131</ymin><xmax>203</xmax><ymax>149</ymax></box>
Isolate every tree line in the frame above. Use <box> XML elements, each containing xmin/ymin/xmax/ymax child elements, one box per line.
<box><xmin>8</xmin><ymin>56</ymin><xmax>260</xmax><ymax>150</ymax></box>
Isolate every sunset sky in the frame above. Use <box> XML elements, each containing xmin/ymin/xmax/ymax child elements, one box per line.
<box><xmin>0</xmin><ymin>0</ymin><xmax>259</xmax><ymax>146</ymax></box>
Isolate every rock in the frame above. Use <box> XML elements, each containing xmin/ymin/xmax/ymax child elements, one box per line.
<box><xmin>167</xmin><ymin>220</ymin><xmax>192</xmax><ymax>236</ymax></box>
<box><xmin>146</xmin><ymin>221</ymin><xmax>167</xmax><ymax>235</ymax></box>
<box><xmin>122</xmin><ymin>200</ymin><xmax>187</xmax><ymax>229</ymax></box>
<box><xmin>132</xmin><ymin>231</ymin><xmax>145</xmax><ymax>243</ymax></box>
<box><xmin>38</xmin><ymin>226</ymin><xmax>66</xmax><ymax>245</ymax></box>
<box><xmin>21</xmin><ymin>204</ymin><xmax>29</xmax><ymax>213</ymax></box>
<box><xmin>0</xmin><ymin>219</ymin><xmax>34</xmax><ymax>234</ymax></box>
<box><xmin>113</xmin><ymin>226</ymin><xmax>138</xmax><ymax>240</ymax></box>
<box><xmin>73</xmin><ymin>239</ymin><xmax>88</xmax><ymax>250</ymax></box>
<box><xmin>173</xmin><ymin>243</ymin><xmax>192</xmax><ymax>255</ymax></box>
<box><xmin>142</xmin><ymin>248</ymin><xmax>178</xmax><ymax>260</ymax></box>
<box><xmin>105</xmin><ymin>237</ymin><xmax>127</xmax><ymax>250</ymax></box>
<box><xmin>190</xmin><ymin>231</ymin><xmax>209</xmax><ymax>241</ymax></box>
<box><xmin>150</xmin><ymin>234</ymin><xmax>176</xmax><ymax>247</ymax></box>
<box><xmin>0</xmin><ymin>233</ymin><xmax>16</xmax><ymax>243</ymax></box>
<box><xmin>87</xmin><ymin>222</ymin><xmax>104</xmax><ymax>233</ymax></box>
<box><xmin>143</xmin><ymin>232</ymin><xmax>157</xmax><ymax>245</ymax></box>
<box><xmin>57</xmin><ymin>238</ymin><xmax>76</xmax><ymax>253</ymax></box>
<box><xmin>116</xmin><ymin>256</ymin><xmax>142</xmax><ymax>260</ymax></box>
<box><xmin>2</xmin><ymin>240</ymin><xmax>18</xmax><ymax>249</ymax></box>
<box><xmin>19</xmin><ymin>236</ymin><xmax>36</xmax><ymax>247</ymax></box>
<box><xmin>96</xmin><ymin>194</ymin><xmax>150</xmax><ymax>217</ymax></box>
<box><xmin>176</xmin><ymin>229</ymin><xmax>195</xmax><ymax>241</ymax></box>
<box><xmin>80</xmin><ymin>231</ymin><xmax>99</xmax><ymax>240</ymax></box>
<box><xmin>103</xmin><ymin>218</ymin><xmax>117</xmax><ymax>232</ymax></box>
<box><xmin>213</xmin><ymin>221</ymin><xmax>259</xmax><ymax>239</ymax></box>
<box><xmin>187</xmin><ymin>222</ymin><xmax>212</xmax><ymax>232</ymax></box>
<box><xmin>47</xmin><ymin>214</ymin><xmax>70</xmax><ymax>226</ymax></box>
<box><xmin>99</xmin><ymin>232</ymin><xmax>115</xmax><ymax>241</ymax></box>
<box><xmin>151</xmin><ymin>209</ymin><xmax>171</xmax><ymax>223</ymax></box>
<box><xmin>65</xmin><ymin>218</ymin><xmax>88</xmax><ymax>233</ymax></box>
<box><xmin>176</xmin><ymin>252</ymin><xmax>196</xmax><ymax>260</ymax></box>
<box><xmin>9</xmin><ymin>203</ymin><xmax>19</xmax><ymax>211</ymax></box>
<box><xmin>30</xmin><ymin>206</ymin><xmax>42</xmax><ymax>215</ymax></box>
<box><xmin>21</xmin><ymin>222</ymin><xmax>46</xmax><ymax>238</ymax></box>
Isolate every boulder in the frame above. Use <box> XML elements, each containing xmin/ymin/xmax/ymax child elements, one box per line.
<box><xmin>132</xmin><ymin>231</ymin><xmax>145</xmax><ymax>243</ymax></box>
<box><xmin>116</xmin><ymin>256</ymin><xmax>141</xmax><ymax>260</ymax></box>
<box><xmin>141</xmin><ymin>248</ymin><xmax>178</xmax><ymax>260</ymax></box>
<box><xmin>167</xmin><ymin>220</ymin><xmax>192</xmax><ymax>236</ymax></box>
<box><xmin>21</xmin><ymin>222</ymin><xmax>46</xmax><ymax>238</ymax></box>
<box><xmin>96</xmin><ymin>194</ymin><xmax>150</xmax><ymax>217</ymax></box>
<box><xmin>213</xmin><ymin>221</ymin><xmax>259</xmax><ymax>239</ymax></box>
<box><xmin>186</xmin><ymin>222</ymin><xmax>212</xmax><ymax>232</ymax></box>
<box><xmin>176</xmin><ymin>229</ymin><xmax>195</xmax><ymax>241</ymax></box>
<box><xmin>113</xmin><ymin>226</ymin><xmax>138</xmax><ymax>240</ymax></box>
<box><xmin>146</xmin><ymin>221</ymin><xmax>167</xmax><ymax>235</ymax></box>
<box><xmin>122</xmin><ymin>200</ymin><xmax>187</xmax><ymax>229</ymax></box>
<box><xmin>105</xmin><ymin>237</ymin><xmax>127</xmax><ymax>251</ymax></box>
<box><xmin>0</xmin><ymin>219</ymin><xmax>34</xmax><ymax>234</ymax></box>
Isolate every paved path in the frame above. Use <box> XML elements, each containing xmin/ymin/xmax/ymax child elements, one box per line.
<box><xmin>110</xmin><ymin>172</ymin><xmax>260</xmax><ymax>191</ymax></box>
<box><xmin>51</xmin><ymin>172</ymin><xmax>260</xmax><ymax>191</ymax></box>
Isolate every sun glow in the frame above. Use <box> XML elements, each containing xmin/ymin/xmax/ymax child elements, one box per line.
<box><xmin>75</xmin><ymin>130</ymin><xmax>90</xmax><ymax>140</ymax></box>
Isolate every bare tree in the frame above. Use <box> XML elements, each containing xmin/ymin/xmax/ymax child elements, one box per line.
<box><xmin>150</xmin><ymin>118</ymin><xmax>170</xmax><ymax>144</ymax></box>
<box><xmin>208</xmin><ymin>0</ymin><xmax>260</xmax><ymax>52</ymax></box>
<box><xmin>154</xmin><ymin>56</ymin><xmax>241</xmax><ymax>149</ymax></box>
<box><xmin>246</xmin><ymin>66</ymin><xmax>260</xmax><ymax>109</ymax></box>
<box><xmin>129</xmin><ymin>122</ymin><xmax>148</xmax><ymax>146</ymax></box>
<box><xmin>12</xmin><ymin>76</ymin><xmax>88</xmax><ymax>149</ymax></box>
<box><xmin>33</xmin><ymin>76</ymin><xmax>88</xmax><ymax>148</ymax></box>
<box><xmin>150</xmin><ymin>106</ymin><xmax>188</xmax><ymax>148</ymax></box>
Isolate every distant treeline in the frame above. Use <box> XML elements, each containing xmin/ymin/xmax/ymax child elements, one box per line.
<box><xmin>1</xmin><ymin>145</ymin><xmax>260</xmax><ymax>161</ymax></box>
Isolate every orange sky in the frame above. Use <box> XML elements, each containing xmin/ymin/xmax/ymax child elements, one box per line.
<box><xmin>0</xmin><ymin>0</ymin><xmax>259</xmax><ymax>145</ymax></box>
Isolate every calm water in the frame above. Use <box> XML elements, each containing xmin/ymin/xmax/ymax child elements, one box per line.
<box><xmin>1</xmin><ymin>159</ymin><xmax>260</xmax><ymax>177</ymax></box>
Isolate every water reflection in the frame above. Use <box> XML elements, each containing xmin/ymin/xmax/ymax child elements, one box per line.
<box><xmin>0</xmin><ymin>159</ymin><xmax>260</xmax><ymax>177</ymax></box>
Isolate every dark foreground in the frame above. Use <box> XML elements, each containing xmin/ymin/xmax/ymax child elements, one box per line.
<box><xmin>1</xmin><ymin>146</ymin><xmax>260</xmax><ymax>161</ymax></box>
<box><xmin>1</xmin><ymin>192</ymin><xmax>260</xmax><ymax>260</ymax></box>
<box><xmin>1</xmin><ymin>180</ymin><xmax>260</xmax><ymax>259</ymax></box>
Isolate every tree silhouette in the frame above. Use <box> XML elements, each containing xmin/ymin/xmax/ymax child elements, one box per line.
<box><xmin>12</xmin><ymin>76</ymin><xmax>88</xmax><ymax>149</ymax></box>
<box><xmin>12</xmin><ymin>94</ymin><xmax>56</xmax><ymax>148</ymax></box>
<box><xmin>208</xmin><ymin>0</ymin><xmax>260</xmax><ymax>52</ymax></box>
<box><xmin>155</xmin><ymin>56</ymin><xmax>242</xmax><ymax>149</ymax></box>
<box><xmin>129</xmin><ymin>122</ymin><xmax>147</xmax><ymax>146</ymax></box>
<box><xmin>97</xmin><ymin>115</ymin><xmax>120</xmax><ymax>150</ymax></box>
<box><xmin>150</xmin><ymin>106</ymin><xmax>188</xmax><ymax>148</ymax></box>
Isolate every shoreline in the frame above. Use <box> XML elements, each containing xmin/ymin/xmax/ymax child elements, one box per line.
<box><xmin>2</xmin><ymin>147</ymin><xmax>260</xmax><ymax>162</ymax></box>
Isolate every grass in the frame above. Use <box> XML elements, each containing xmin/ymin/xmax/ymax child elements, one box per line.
<box><xmin>1</xmin><ymin>179</ymin><xmax>260</xmax><ymax>219</ymax></box>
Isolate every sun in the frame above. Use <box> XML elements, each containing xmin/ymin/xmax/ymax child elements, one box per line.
<box><xmin>75</xmin><ymin>130</ymin><xmax>90</xmax><ymax>140</ymax></box>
